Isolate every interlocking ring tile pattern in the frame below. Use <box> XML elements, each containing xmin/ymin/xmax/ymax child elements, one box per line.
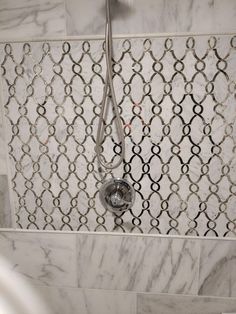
<box><xmin>1</xmin><ymin>35</ymin><xmax>236</xmax><ymax>236</ymax></box>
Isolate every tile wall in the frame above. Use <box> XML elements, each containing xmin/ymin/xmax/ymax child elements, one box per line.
<box><xmin>0</xmin><ymin>175</ymin><xmax>11</xmax><ymax>227</ymax></box>
<box><xmin>0</xmin><ymin>0</ymin><xmax>236</xmax><ymax>231</ymax></box>
<box><xmin>0</xmin><ymin>230</ymin><xmax>236</xmax><ymax>314</ymax></box>
<box><xmin>1</xmin><ymin>34</ymin><xmax>235</xmax><ymax>235</ymax></box>
<box><xmin>0</xmin><ymin>0</ymin><xmax>236</xmax><ymax>40</ymax></box>
<box><xmin>0</xmin><ymin>1</ymin><xmax>236</xmax><ymax>314</ymax></box>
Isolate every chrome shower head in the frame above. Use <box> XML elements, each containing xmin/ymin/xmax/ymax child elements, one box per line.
<box><xmin>101</xmin><ymin>0</ymin><xmax>134</xmax><ymax>20</ymax></box>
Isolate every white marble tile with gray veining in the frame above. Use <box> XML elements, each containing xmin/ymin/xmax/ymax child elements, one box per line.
<box><xmin>35</xmin><ymin>286</ymin><xmax>136</xmax><ymax>314</ymax></box>
<box><xmin>66</xmin><ymin>0</ymin><xmax>236</xmax><ymax>36</ymax></box>
<box><xmin>76</xmin><ymin>234</ymin><xmax>200</xmax><ymax>294</ymax></box>
<box><xmin>137</xmin><ymin>293</ymin><xmax>236</xmax><ymax>314</ymax></box>
<box><xmin>0</xmin><ymin>175</ymin><xmax>11</xmax><ymax>228</ymax></box>
<box><xmin>0</xmin><ymin>112</ymin><xmax>7</xmax><ymax>175</ymax></box>
<box><xmin>0</xmin><ymin>0</ymin><xmax>66</xmax><ymax>39</ymax></box>
<box><xmin>198</xmin><ymin>239</ymin><xmax>236</xmax><ymax>297</ymax></box>
<box><xmin>0</xmin><ymin>231</ymin><xmax>77</xmax><ymax>287</ymax></box>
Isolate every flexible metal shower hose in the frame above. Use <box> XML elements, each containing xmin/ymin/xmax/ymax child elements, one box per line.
<box><xmin>95</xmin><ymin>0</ymin><xmax>125</xmax><ymax>170</ymax></box>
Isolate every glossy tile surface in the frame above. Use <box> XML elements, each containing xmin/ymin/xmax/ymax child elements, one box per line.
<box><xmin>137</xmin><ymin>293</ymin><xmax>236</xmax><ymax>314</ymax></box>
<box><xmin>0</xmin><ymin>0</ymin><xmax>66</xmax><ymax>39</ymax></box>
<box><xmin>0</xmin><ymin>175</ymin><xmax>11</xmax><ymax>227</ymax></box>
<box><xmin>66</xmin><ymin>0</ymin><xmax>236</xmax><ymax>35</ymax></box>
<box><xmin>0</xmin><ymin>115</ymin><xmax>6</xmax><ymax>175</ymax></box>
<box><xmin>36</xmin><ymin>286</ymin><xmax>136</xmax><ymax>314</ymax></box>
<box><xmin>1</xmin><ymin>0</ymin><xmax>236</xmax><ymax>39</ymax></box>
<box><xmin>76</xmin><ymin>234</ymin><xmax>199</xmax><ymax>294</ymax></box>
<box><xmin>0</xmin><ymin>231</ymin><xmax>77</xmax><ymax>287</ymax></box>
<box><xmin>199</xmin><ymin>239</ymin><xmax>236</xmax><ymax>297</ymax></box>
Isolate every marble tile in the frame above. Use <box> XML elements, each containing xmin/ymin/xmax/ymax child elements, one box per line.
<box><xmin>66</xmin><ymin>0</ymin><xmax>236</xmax><ymax>36</ymax></box>
<box><xmin>137</xmin><ymin>293</ymin><xmax>236</xmax><ymax>314</ymax></box>
<box><xmin>198</xmin><ymin>239</ymin><xmax>236</xmax><ymax>297</ymax></box>
<box><xmin>0</xmin><ymin>0</ymin><xmax>66</xmax><ymax>39</ymax></box>
<box><xmin>0</xmin><ymin>112</ymin><xmax>7</xmax><ymax>175</ymax></box>
<box><xmin>35</xmin><ymin>286</ymin><xmax>136</xmax><ymax>314</ymax></box>
<box><xmin>76</xmin><ymin>234</ymin><xmax>200</xmax><ymax>294</ymax></box>
<box><xmin>0</xmin><ymin>231</ymin><xmax>77</xmax><ymax>287</ymax></box>
<box><xmin>0</xmin><ymin>175</ymin><xmax>11</xmax><ymax>228</ymax></box>
<box><xmin>1</xmin><ymin>35</ymin><xmax>236</xmax><ymax>236</ymax></box>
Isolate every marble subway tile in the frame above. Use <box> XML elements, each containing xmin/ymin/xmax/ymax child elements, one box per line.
<box><xmin>66</xmin><ymin>0</ymin><xmax>236</xmax><ymax>36</ymax></box>
<box><xmin>0</xmin><ymin>175</ymin><xmax>11</xmax><ymax>228</ymax></box>
<box><xmin>0</xmin><ymin>0</ymin><xmax>66</xmax><ymax>39</ymax></box>
<box><xmin>76</xmin><ymin>234</ymin><xmax>200</xmax><ymax>294</ymax></box>
<box><xmin>198</xmin><ymin>239</ymin><xmax>236</xmax><ymax>297</ymax></box>
<box><xmin>35</xmin><ymin>286</ymin><xmax>136</xmax><ymax>314</ymax></box>
<box><xmin>137</xmin><ymin>293</ymin><xmax>236</xmax><ymax>314</ymax></box>
<box><xmin>0</xmin><ymin>231</ymin><xmax>77</xmax><ymax>287</ymax></box>
<box><xmin>0</xmin><ymin>114</ymin><xmax>6</xmax><ymax>175</ymax></box>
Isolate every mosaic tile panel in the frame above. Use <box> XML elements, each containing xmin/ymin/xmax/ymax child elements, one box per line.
<box><xmin>0</xmin><ymin>35</ymin><xmax>236</xmax><ymax>235</ymax></box>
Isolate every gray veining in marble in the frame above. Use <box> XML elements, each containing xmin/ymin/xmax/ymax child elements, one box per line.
<box><xmin>1</xmin><ymin>0</ymin><xmax>236</xmax><ymax>40</ymax></box>
<box><xmin>0</xmin><ymin>175</ymin><xmax>11</xmax><ymax>228</ymax></box>
<box><xmin>0</xmin><ymin>0</ymin><xmax>66</xmax><ymax>39</ymax></box>
<box><xmin>0</xmin><ymin>231</ymin><xmax>77</xmax><ymax>287</ymax></box>
<box><xmin>199</xmin><ymin>239</ymin><xmax>236</xmax><ymax>297</ymax></box>
<box><xmin>66</xmin><ymin>0</ymin><xmax>236</xmax><ymax>36</ymax></box>
<box><xmin>137</xmin><ymin>293</ymin><xmax>236</xmax><ymax>314</ymax></box>
<box><xmin>35</xmin><ymin>286</ymin><xmax>136</xmax><ymax>314</ymax></box>
<box><xmin>76</xmin><ymin>234</ymin><xmax>200</xmax><ymax>294</ymax></box>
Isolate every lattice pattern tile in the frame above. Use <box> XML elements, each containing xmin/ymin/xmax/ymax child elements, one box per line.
<box><xmin>1</xmin><ymin>35</ymin><xmax>236</xmax><ymax>235</ymax></box>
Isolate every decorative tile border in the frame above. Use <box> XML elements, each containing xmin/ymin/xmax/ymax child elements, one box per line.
<box><xmin>1</xmin><ymin>34</ymin><xmax>236</xmax><ymax>235</ymax></box>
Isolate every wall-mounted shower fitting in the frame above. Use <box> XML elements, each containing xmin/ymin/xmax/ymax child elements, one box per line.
<box><xmin>96</xmin><ymin>0</ymin><xmax>135</xmax><ymax>213</ymax></box>
<box><xmin>99</xmin><ymin>178</ymin><xmax>135</xmax><ymax>213</ymax></box>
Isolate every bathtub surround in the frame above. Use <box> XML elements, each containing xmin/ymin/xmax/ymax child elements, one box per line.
<box><xmin>0</xmin><ymin>2</ymin><xmax>236</xmax><ymax>233</ymax></box>
<box><xmin>0</xmin><ymin>1</ymin><xmax>236</xmax><ymax>314</ymax></box>
<box><xmin>1</xmin><ymin>34</ymin><xmax>236</xmax><ymax>236</ymax></box>
<box><xmin>0</xmin><ymin>230</ymin><xmax>236</xmax><ymax>314</ymax></box>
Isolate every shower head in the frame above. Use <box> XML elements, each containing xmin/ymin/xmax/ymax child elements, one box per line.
<box><xmin>101</xmin><ymin>0</ymin><xmax>134</xmax><ymax>20</ymax></box>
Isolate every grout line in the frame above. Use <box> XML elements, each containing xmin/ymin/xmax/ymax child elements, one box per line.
<box><xmin>133</xmin><ymin>291</ymin><xmax>236</xmax><ymax>301</ymax></box>
<box><xmin>0</xmin><ymin>31</ymin><xmax>235</xmax><ymax>44</ymax></box>
<box><xmin>31</xmin><ymin>283</ymin><xmax>236</xmax><ymax>301</ymax></box>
